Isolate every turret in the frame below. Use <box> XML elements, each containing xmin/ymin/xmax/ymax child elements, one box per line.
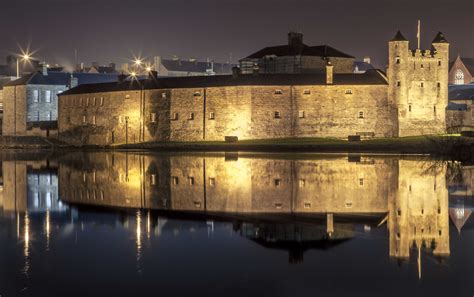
<box><xmin>431</xmin><ymin>32</ymin><xmax>449</xmax><ymax>129</ymax></box>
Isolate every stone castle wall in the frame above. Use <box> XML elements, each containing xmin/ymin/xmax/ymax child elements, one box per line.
<box><xmin>58</xmin><ymin>83</ymin><xmax>392</xmax><ymax>145</ymax></box>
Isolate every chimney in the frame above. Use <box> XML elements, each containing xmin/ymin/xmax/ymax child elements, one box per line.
<box><xmin>232</xmin><ymin>66</ymin><xmax>241</xmax><ymax>78</ymax></box>
<box><xmin>69</xmin><ymin>74</ymin><xmax>78</xmax><ymax>88</ymax></box>
<box><xmin>363</xmin><ymin>56</ymin><xmax>371</xmax><ymax>64</ymax></box>
<box><xmin>118</xmin><ymin>73</ymin><xmax>127</xmax><ymax>83</ymax></box>
<box><xmin>42</xmin><ymin>63</ymin><xmax>48</xmax><ymax>76</ymax></box>
<box><xmin>326</xmin><ymin>61</ymin><xmax>333</xmax><ymax>84</ymax></box>
<box><xmin>288</xmin><ymin>31</ymin><xmax>303</xmax><ymax>47</ymax></box>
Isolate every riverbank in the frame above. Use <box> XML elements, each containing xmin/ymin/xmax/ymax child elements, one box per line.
<box><xmin>1</xmin><ymin>135</ymin><xmax>473</xmax><ymax>159</ymax></box>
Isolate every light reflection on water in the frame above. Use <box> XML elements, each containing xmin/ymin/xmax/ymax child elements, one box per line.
<box><xmin>0</xmin><ymin>152</ymin><xmax>473</xmax><ymax>297</ymax></box>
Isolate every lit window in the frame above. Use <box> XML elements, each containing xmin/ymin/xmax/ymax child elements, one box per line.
<box><xmin>409</xmin><ymin>104</ymin><xmax>412</xmax><ymax>112</ymax></box>
<box><xmin>304</xmin><ymin>203</ymin><xmax>311</xmax><ymax>209</ymax></box>
<box><xmin>172</xmin><ymin>113</ymin><xmax>178</xmax><ymax>120</ymax></box>
<box><xmin>194</xmin><ymin>201</ymin><xmax>202</xmax><ymax>208</ymax></box>
<box><xmin>345</xmin><ymin>89</ymin><xmax>353</xmax><ymax>95</ymax></box>
<box><xmin>209</xmin><ymin>112</ymin><xmax>215</xmax><ymax>120</ymax></box>
<box><xmin>299</xmin><ymin>179</ymin><xmax>305</xmax><ymax>187</ymax></box>
<box><xmin>33</xmin><ymin>90</ymin><xmax>39</xmax><ymax>102</ymax></box>
<box><xmin>193</xmin><ymin>91</ymin><xmax>201</xmax><ymax>97</ymax></box>
<box><xmin>298</xmin><ymin>111</ymin><xmax>305</xmax><ymax>118</ymax></box>
<box><xmin>274</xmin><ymin>111</ymin><xmax>281</xmax><ymax>119</ymax></box>
<box><xmin>86</xmin><ymin>97</ymin><xmax>90</xmax><ymax>106</ymax></box>
<box><xmin>274</xmin><ymin>179</ymin><xmax>281</xmax><ymax>187</ymax></box>
<box><xmin>82</xmin><ymin>115</ymin><xmax>86</xmax><ymax>124</ymax></box>
<box><xmin>45</xmin><ymin>90</ymin><xmax>52</xmax><ymax>103</ymax></box>
<box><xmin>92</xmin><ymin>97</ymin><xmax>97</xmax><ymax>106</ymax></box>
<box><xmin>358</xmin><ymin>111</ymin><xmax>364</xmax><ymax>119</ymax></box>
<box><xmin>303</xmin><ymin>89</ymin><xmax>311</xmax><ymax>95</ymax></box>
<box><xmin>46</xmin><ymin>111</ymin><xmax>52</xmax><ymax>121</ymax></box>
<box><xmin>92</xmin><ymin>116</ymin><xmax>96</xmax><ymax>125</ymax></box>
<box><xmin>150</xmin><ymin>113</ymin><xmax>157</xmax><ymax>123</ymax></box>
<box><xmin>150</xmin><ymin>174</ymin><xmax>156</xmax><ymax>185</ymax></box>
<box><xmin>188</xmin><ymin>176</ymin><xmax>195</xmax><ymax>185</ymax></box>
<box><xmin>188</xmin><ymin>113</ymin><xmax>194</xmax><ymax>120</ymax></box>
<box><xmin>274</xmin><ymin>89</ymin><xmax>283</xmax><ymax>95</ymax></box>
<box><xmin>161</xmin><ymin>93</ymin><xmax>167</xmax><ymax>99</ymax></box>
<box><xmin>100</xmin><ymin>97</ymin><xmax>104</xmax><ymax>106</ymax></box>
<box><xmin>454</xmin><ymin>69</ymin><xmax>464</xmax><ymax>85</ymax></box>
<box><xmin>275</xmin><ymin>203</ymin><xmax>282</xmax><ymax>209</ymax></box>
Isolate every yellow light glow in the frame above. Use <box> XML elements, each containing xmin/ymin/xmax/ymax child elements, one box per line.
<box><xmin>130</xmin><ymin>72</ymin><xmax>137</xmax><ymax>77</ymax></box>
<box><xmin>134</xmin><ymin>59</ymin><xmax>142</xmax><ymax>66</ymax></box>
<box><xmin>146</xmin><ymin>66</ymin><xmax>152</xmax><ymax>72</ymax></box>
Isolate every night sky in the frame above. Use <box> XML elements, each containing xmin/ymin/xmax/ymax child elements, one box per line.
<box><xmin>1</xmin><ymin>0</ymin><xmax>472</xmax><ymax>70</ymax></box>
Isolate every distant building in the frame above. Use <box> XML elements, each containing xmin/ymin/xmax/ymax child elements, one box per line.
<box><xmin>446</xmin><ymin>84</ymin><xmax>474</xmax><ymax>132</ymax></box>
<box><xmin>152</xmin><ymin>56</ymin><xmax>234</xmax><ymax>77</ymax></box>
<box><xmin>239</xmin><ymin>32</ymin><xmax>355</xmax><ymax>74</ymax></box>
<box><xmin>353</xmin><ymin>57</ymin><xmax>375</xmax><ymax>73</ymax></box>
<box><xmin>449</xmin><ymin>56</ymin><xmax>474</xmax><ymax>85</ymax></box>
<box><xmin>1</xmin><ymin>67</ymin><xmax>119</xmax><ymax>137</ymax></box>
<box><xmin>76</xmin><ymin>62</ymin><xmax>118</xmax><ymax>74</ymax></box>
<box><xmin>0</xmin><ymin>55</ymin><xmax>41</xmax><ymax>79</ymax></box>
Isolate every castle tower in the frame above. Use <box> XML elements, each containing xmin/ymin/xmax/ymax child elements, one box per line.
<box><xmin>388</xmin><ymin>30</ymin><xmax>450</xmax><ymax>137</ymax></box>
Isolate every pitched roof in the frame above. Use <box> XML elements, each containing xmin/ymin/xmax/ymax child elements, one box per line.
<box><xmin>390</xmin><ymin>30</ymin><xmax>408</xmax><ymax>42</ymax></box>
<box><xmin>354</xmin><ymin>61</ymin><xmax>375</xmax><ymax>72</ymax></box>
<box><xmin>161</xmin><ymin>59</ymin><xmax>234</xmax><ymax>75</ymax></box>
<box><xmin>243</xmin><ymin>44</ymin><xmax>354</xmax><ymax>59</ymax></box>
<box><xmin>457</xmin><ymin>57</ymin><xmax>474</xmax><ymax>75</ymax></box>
<box><xmin>432</xmin><ymin>32</ymin><xmax>449</xmax><ymax>43</ymax></box>
<box><xmin>449</xmin><ymin>84</ymin><xmax>474</xmax><ymax>101</ymax></box>
<box><xmin>4</xmin><ymin>71</ymin><xmax>119</xmax><ymax>87</ymax></box>
<box><xmin>60</xmin><ymin>69</ymin><xmax>388</xmax><ymax>96</ymax></box>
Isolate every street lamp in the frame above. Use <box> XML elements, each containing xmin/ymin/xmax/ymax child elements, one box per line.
<box><xmin>17</xmin><ymin>53</ymin><xmax>31</xmax><ymax>78</ymax></box>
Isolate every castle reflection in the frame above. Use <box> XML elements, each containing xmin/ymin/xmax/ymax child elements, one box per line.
<box><xmin>1</xmin><ymin>153</ymin><xmax>473</xmax><ymax>277</ymax></box>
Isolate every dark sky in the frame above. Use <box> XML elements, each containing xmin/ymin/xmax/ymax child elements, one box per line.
<box><xmin>0</xmin><ymin>0</ymin><xmax>472</xmax><ymax>70</ymax></box>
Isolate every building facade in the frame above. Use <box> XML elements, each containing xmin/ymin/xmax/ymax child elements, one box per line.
<box><xmin>2</xmin><ymin>69</ymin><xmax>119</xmax><ymax>137</ymax></box>
<box><xmin>449</xmin><ymin>56</ymin><xmax>474</xmax><ymax>85</ymax></box>
<box><xmin>57</xmin><ymin>31</ymin><xmax>450</xmax><ymax>145</ymax></box>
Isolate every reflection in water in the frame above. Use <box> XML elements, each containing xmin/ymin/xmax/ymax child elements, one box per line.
<box><xmin>0</xmin><ymin>153</ymin><xmax>473</xmax><ymax>284</ymax></box>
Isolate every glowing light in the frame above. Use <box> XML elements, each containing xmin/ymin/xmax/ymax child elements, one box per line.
<box><xmin>134</xmin><ymin>59</ymin><xmax>142</xmax><ymax>66</ymax></box>
<box><xmin>130</xmin><ymin>72</ymin><xmax>137</xmax><ymax>77</ymax></box>
<box><xmin>146</xmin><ymin>66</ymin><xmax>152</xmax><ymax>72</ymax></box>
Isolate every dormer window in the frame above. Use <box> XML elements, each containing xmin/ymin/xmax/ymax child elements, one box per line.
<box><xmin>274</xmin><ymin>89</ymin><xmax>283</xmax><ymax>95</ymax></box>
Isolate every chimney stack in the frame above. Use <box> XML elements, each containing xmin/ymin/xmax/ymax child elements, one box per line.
<box><xmin>326</xmin><ymin>61</ymin><xmax>333</xmax><ymax>84</ymax></box>
<box><xmin>42</xmin><ymin>63</ymin><xmax>48</xmax><ymax>76</ymax></box>
<box><xmin>288</xmin><ymin>31</ymin><xmax>303</xmax><ymax>47</ymax></box>
<box><xmin>69</xmin><ymin>74</ymin><xmax>78</xmax><ymax>88</ymax></box>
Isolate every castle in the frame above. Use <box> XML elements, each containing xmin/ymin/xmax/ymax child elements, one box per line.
<box><xmin>14</xmin><ymin>30</ymin><xmax>448</xmax><ymax>145</ymax></box>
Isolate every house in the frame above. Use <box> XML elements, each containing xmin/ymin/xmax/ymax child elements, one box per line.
<box><xmin>449</xmin><ymin>55</ymin><xmax>474</xmax><ymax>85</ymax></box>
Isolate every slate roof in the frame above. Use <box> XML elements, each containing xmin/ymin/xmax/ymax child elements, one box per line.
<box><xmin>449</xmin><ymin>84</ymin><xmax>474</xmax><ymax>101</ymax></box>
<box><xmin>390</xmin><ymin>30</ymin><xmax>408</xmax><ymax>42</ymax></box>
<box><xmin>243</xmin><ymin>44</ymin><xmax>354</xmax><ymax>59</ymax></box>
<box><xmin>4</xmin><ymin>71</ymin><xmax>119</xmax><ymax>87</ymax></box>
<box><xmin>161</xmin><ymin>59</ymin><xmax>234</xmax><ymax>75</ymax></box>
<box><xmin>60</xmin><ymin>69</ymin><xmax>388</xmax><ymax>96</ymax></box>
<box><xmin>432</xmin><ymin>32</ymin><xmax>449</xmax><ymax>43</ymax></box>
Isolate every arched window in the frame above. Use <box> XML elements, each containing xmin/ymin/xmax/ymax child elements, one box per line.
<box><xmin>454</xmin><ymin>69</ymin><xmax>464</xmax><ymax>85</ymax></box>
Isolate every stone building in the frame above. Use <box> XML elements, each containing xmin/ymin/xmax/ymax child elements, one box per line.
<box><xmin>57</xmin><ymin>31</ymin><xmax>450</xmax><ymax>144</ymax></box>
<box><xmin>2</xmin><ymin>68</ymin><xmax>118</xmax><ymax>137</ymax></box>
<box><xmin>239</xmin><ymin>32</ymin><xmax>355</xmax><ymax>74</ymax></box>
<box><xmin>449</xmin><ymin>55</ymin><xmax>474</xmax><ymax>85</ymax></box>
<box><xmin>153</xmin><ymin>56</ymin><xmax>234</xmax><ymax>76</ymax></box>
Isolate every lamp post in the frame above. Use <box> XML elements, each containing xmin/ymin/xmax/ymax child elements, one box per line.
<box><xmin>16</xmin><ymin>54</ymin><xmax>31</xmax><ymax>78</ymax></box>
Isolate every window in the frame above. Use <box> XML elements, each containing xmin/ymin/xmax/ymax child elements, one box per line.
<box><xmin>161</xmin><ymin>93</ymin><xmax>167</xmax><ymax>99</ymax></box>
<box><xmin>150</xmin><ymin>174</ymin><xmax>157</xmax><ymax>185</ymax></box>
<box><xmin>274</xmin><ymin>203</ymin><xmax>282</xmax><ymax>209</ymax></box>
<box><xmin>420</xmin><ymin>82</ymin><xmax>424</xmax><ymax>88</ymax></box>
<box><xmin>454</xmin><ymin>69</ymin><xmax>464</xmax><ymax>85</ymax></box>
<box><xmin>188</xmin><ymin>177</ymin><xmax>195</xmax><ymax>185</ymax></box>
<box><xmin>358</xmin><ymin>111</ymin><xmax>364</xmax><ymax>119</ymax></box>
<box><xmin>125</xmin><ymin>94</ymin><xmax>130</xmax><ymax>99</ymax></box>
<box><xmin>193</xmin><ymin>91</ymin><xmax>201</xmax><ymax>97</ymax></box>
<box><xmin>92</xmin><ymin>97</ymin><xmax>97</xmax><ymax>106</ymax></box>
<box><xmin>100</xmin><ymin>97</ymin><xmax>104</xmax><ymax>106</ymax></box>
<box><xmin>33</xmin><ymin>90</ymin><xmax>39</xmax><ymax>102</ymax></box>
<box><xmin>45</xmin><ymin>90</ymin><xmax>51</xmax><ymax>103</ymax></box>
<box><xmin>345</xmin><ymin>202</ymin><xmax>353</xmax><ymax>208</ymax></box>
<box><xmin>172</xmin><ymin>176</ymin><xmax>179</xmax><ymax>185</ymax></box>
<box><xmin>35</xmin><ymin>111</ymin><xmax>40</xmax><ymax>121</ymax></box>
<box><xmin>274</xmin><ymin>111</ymin><xmax>281</xmax><ymax>119</ymax></box>
<box><xmin>344</xmin><ymin>89</ymin><xmax>353</xmax><ymax>95</ymax></box>
<box><xmin>188</xmin><ymin>112</ymin><xmax>194</xmax><ymax>120</ymax></box>
<box><xmin>299</xmin><ymin>179</ymin><xmax>305</xmax><ymax>187</ymax></box>
<box><xmin>409</xmin><ymin>104</ymin><xmax>412</xmax><ymax>112</ymax></box>
<box><xmin>67</xmin><ymin>116</ymin><xmax>71</xmax><ymax>123</ymax></box>
<box><xmin>92</xmin><ymin>116</ymin><xmax>96</xmax><ymax>125</ymax></box>
<box><xmin>82</xmin><ymin>115</ymin><xmax>86</xmax><ymax>124</ymax></box>
<box><xmin>86</xmin><ymin>97</ymin><xmax>90</xmax><ymax>106</ymax></box>
<box><xmin>434</xmin><ymin>105</ymin><xmax>437</xmax><ymax>113</ymax></box>
<box><xmin>298</xmin><ymin>111</ymin><xmax>305</xmax><ymax>118</ymax></box>
<box><xmin>172</xmin><ymin>113</ymin><xmax>178</xmax><ymax>120</ymax></box>
<box><xmin>359</xmin><ymin>178</ymin><xmax>364</xmax><ymax>186</ymax></box>
<box><xmin>274</xmin><ymin>89</ymin><xmax>283</xmax><ymax>95</ymax></box>
<box><xmin>420</xmin><ymin>64</ymin><xmax>424</xmax><ymax>68</ymax></box>
<box><xmin>209</xmin><ymin>177</ymin><xmax>216</xmax><ymax>186</ymax></box>
<box><xmin>438</xmin><ymin>60</ymin><xmax>442</xmax><ymax>66</ymax></box>
<box><xmin>46</xmin><ymin>111</ymin><xmax>52</xmax><ymax>121</ymax></box>
<box><xmin>395</xmin><ymin>57</ymin><xmax>400</xmax><ymax>64</ymax></box>
<box><xmin>396</xmin><ymin>81</ymin><xmax>401</xmax><ymax>87</ymax></box>
<box><xmin>304</xmin><ymin>203</ymin><xmax>311</xmax><ymax>209</ymax></box>
<box><xmin>437</xmin><ymin>82</ymin><xmax>441</xmax><ymax>88</ymax></box>
<box><xmin>118</xmin><ymin>115</ymin><xmax>123</xmax><ymax>123</ymax></box>
<box><xmin>150</xmin><ymin>113</ymin><xmax>157</xmax><ymax>123</ymax></box>
<box><xmin>209</xmin><ymin>112</ymin><xmax>215</xmax><ymax>120</ymax></box>
<box><xmin>303</xmin><ymin>89</ymin><xmax>311</xmax><ymax>95</ymax></box>
<box><xmin>274</xmin><ymin>179</ymin><xmax>281</xmax><ymax>187</ymax></box>
<box><xmin>194</xmin><ymin>201</ymin><xmax>202</xmax><ymax>208</ymax></box>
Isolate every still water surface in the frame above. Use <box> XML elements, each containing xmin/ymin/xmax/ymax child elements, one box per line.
<box><xmin>0</xmin><ymin>152</ymin><xmax>473</xmax><ymax>297</ymax></box>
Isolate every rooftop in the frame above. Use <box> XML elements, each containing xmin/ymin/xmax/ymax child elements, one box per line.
<box><xmin>161</xmin><ymin>59</ymin><xmax>235</xmax><ymax>74</ymax></box>
<box><xmin>60</xmin><ymin>69</ymin><xmax>388</xmax><ymax>96</ymax></box>
<box><xmin>4</xmin><ymin>71</ymin><xmax>120</xmax><ymax>87</ymax></box>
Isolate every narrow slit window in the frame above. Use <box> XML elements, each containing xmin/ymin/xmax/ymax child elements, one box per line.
<box><xmin>209</xmin><ymin>112</ymin><xmax>215</xmax><ymax>120</ymax></box>
<box><xmin>274</xmin><ymin>179</ymin><xmax>281</xmax><ymax>187</ymax></box>
<box><xmin>274</xmin><ymin>111</ymin><xmax>281</xmax><ymax>119</ymax></box>
<box><xmin>397</xmin><ymin>81</ymin><xmax>401</xmax><ymax>87</ymax></box>
<box><xmin>150</xmin><ymin>113</ymin><xmax>157</xmax><ymax>123</ymax></box>
<box><xmin>188</xmin><ymin>113</ymin><xmax>194</xmax><ymax>120</ymax></box>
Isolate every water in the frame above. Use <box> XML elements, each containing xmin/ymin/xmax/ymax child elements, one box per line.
<box><xmin>0</xmin><ymin>152</ymin><xmax>473</xmax><ymax>297</ymax></box>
